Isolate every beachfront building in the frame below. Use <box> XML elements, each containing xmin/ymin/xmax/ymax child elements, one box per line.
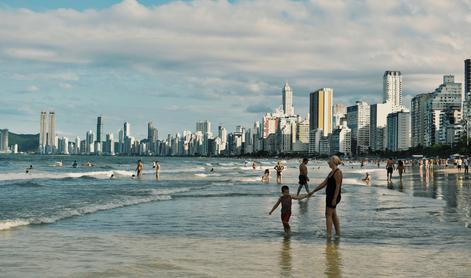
<box><xmin>58</xmin><ymin>137</ymin><xmax>69</xmax><ymax>155</ymax></box>
<box><xmin>411</xmin><ymin>75</ymin><xmax>463</xmax><ymax>147</ymax></box>
<box><xmin>332</xmin><ymin>104</ymin><xmax>347</xmax><ymax>129</ymax></box>
<box><xmin>386</xmin><ymin>110</ymin><xmax>411</xmax><ymax>151</ymax></box>
<box><xmin>383</xmin><ymin>71</ymin><xmax>403</xmax><ymax>109</ymax></box>
<box><xmin>282</xmin><ymin>82</ymin><xmax>294</xmax><ymax>116</ymax></box>
<box><xmin>347</xmin><ymin>101</ymin><xmax>370</xmax><ymax>155</ymax></box>
<box><xmin>47</xmin><ymin>112</ymin><xmax>56</xmax><ymax>154</ymax></box>
<box><xmin>309</xmin><ymin>128</ymin><xmax>323</xmax><ymax>155</ymax></box>
<box><xmin>330</xmin><ymin>121</ymin><xmax>351</xmax><ymax>156</ymax></box>
<box><xmin>310</xmin><ymin>88</ymin><xmax>333</xmax><ymax>137</ymax></box>
<box><xmin>0</xmin><ymin>129</ymin><xmax>8</xmax><ymax>153</ymax></box>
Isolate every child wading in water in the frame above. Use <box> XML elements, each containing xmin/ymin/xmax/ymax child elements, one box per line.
<box><xmin>269</xmin><ymin>185</ymin><xmax>312</xmax><ymax>234</ymax></box>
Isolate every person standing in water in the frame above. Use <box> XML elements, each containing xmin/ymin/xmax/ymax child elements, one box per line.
<box><xmin>269</xmin><ymin>185</ymin><xmax>312</xmax><ymax>235</ymax></box>
<box><xmin>274</xmin><ymin>161</ymin><xmax>285</xmax><ymax>184</ymax></box>
<box><xmin>155</xmin><ymin>161</ymin><xmax>161</xmax><ymax>180</ymax></box>
<box><xmin>397</xmin><ymin>160</ymin><xmax>405</xmax><ymax>180</ymax></box>
<box><xmin>136</xmin><ymin>159</ymin><xmax>143</xmax><ymax>177</ymax></box>
<box><xmin>252</xmin><ymin>161</ymin><xmax>257</xmax><ymax>170</ymax></box>
<box><xmin>386</xmin><ymin>158</ymin><xmax>395</xmax><ymax>182</ymax></box>
<box><xmin>297</xmin><ymin>158</ymin><xmax>310</xmax><ymax>196</ymax></box>
<box><xmin>310</xmin><ymin>155</ymin><xmax>343</xmax><ymax>239</ymax></box>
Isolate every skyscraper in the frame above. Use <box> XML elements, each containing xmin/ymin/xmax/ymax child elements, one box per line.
<box><xmin>147</xmin><ymin>122</ymin><xmax>158</xmax><ymax>143</ymax></box>
<box><xmin>0</xmin><ymin>129</ymin><xmax>8</xmax><ymax>152</ymax></box>
<box><xmin>39</xmin><ymin>111</ymin><xmax>47</xmax><ymax>152</ymax></box>
<box><xmin>465</xmin><ymin>59</ymin><xmax>471</xmax><ymax>96</ymax></box>
<box><xmin>124</xmin><ymin>122</ymin><xmax>131</xmax><ymax>138</ymax></box>
<box><xmin>196</xmin><ymin>121</ymin><xmax>211</xmax><ymax>134</ymax></box>
<box><xmin>347</xmin><ymin>101</ymin><xmax>370</xmax><ymax>155</ymax></box>
<box><xmin>383</xmin><ymin>71</ymin><xmax>402</xmax><ymax>108</ymax></box>
<box><xmin>282</xmin><ymin>82</ymin><xmax>294</xmax><ymax>116</ymax></box>
<box><xmin>309</xmin><ymin>88</ymin><xmax>333</xmax><ymax>137</ymax></box>
<box><xmin>387</xmin><ymin>110</ymin><xmax>411</xmax><ymax>151</ymax></box>
<box><xmin>96</xmin><ymin>116</ymin><xmax>103</xmax><ymax>143</ymax></box>
<box><xmin>47</xmin><ymin>112</ymin><xmax>56</xmax><ymax>151</ymax></box>
<box><xmin>411</xmin><ymin>75</ymin><xmax>462</xmax><ymax>147</ymax></box>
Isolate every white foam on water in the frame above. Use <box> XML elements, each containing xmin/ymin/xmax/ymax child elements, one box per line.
<box><xmin>0</xmin><ymin>194</ymin><xmax>172</xmax><ymax>231</ymax></box>
<box><xmin>0</xmin><ymin>171</ymin><xmax>118</xmax><ymax>181</ymax></box>
<box><xmin>194</xmin><ymin>173</ymin><xmax>208</xmax><ymax>177</ymax></box>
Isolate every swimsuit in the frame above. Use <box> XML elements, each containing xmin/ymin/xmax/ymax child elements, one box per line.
<box><xmin>280</xmin><ymin>195</ymin><xmax>292</xmax><ymax>223</ymax></box>
<box><xmin>326</xmin><ymin>169</ymin><xmax>341</xmax><ymax>209</ymax></box>
<box><xmin>298</xmin><ymin>174</ymin><xmax>308</xmax><ymax>185</ymax></box>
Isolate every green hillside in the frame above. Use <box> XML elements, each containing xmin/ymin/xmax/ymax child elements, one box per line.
<box><xmin>8</xmin><ymin>132</ymin><xmax>39</xmax><ymax>152</ymax></box>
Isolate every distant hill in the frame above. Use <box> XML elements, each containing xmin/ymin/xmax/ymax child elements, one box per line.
<box><xmin>8</xmin><ymin>132</ymin><xmax>39</xmax><ymax>152</ymax></box>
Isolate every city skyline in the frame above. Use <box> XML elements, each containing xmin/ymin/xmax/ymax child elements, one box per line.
<box><xmin>1</xmin><ymin>0</ymin><xmax>471</xmax><ymax>138</ymax></box>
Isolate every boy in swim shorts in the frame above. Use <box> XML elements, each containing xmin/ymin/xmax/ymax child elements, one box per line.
<box><xmin>269</xmin><ymin>185</ymin><xmax>312</xmax><ymax>234</ymax></box>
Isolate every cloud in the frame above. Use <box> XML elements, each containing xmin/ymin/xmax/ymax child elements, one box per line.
<box><xmin>1</xmin><ymin>0</ymin><xmax>471</xmax><ymax>135</ymax></box>
<box><xmin>246</xmin><ymin>103</ymin><xmax>272</xmax><ymax>114</ymax></box>
<box><xmin>25</xmin><ymin>85</ymin><xmax>39</xmax><ymax>92</ymax></box>
<box><xmin>60</xmin><ymin>82</ymin><xmax>73</xmax><ymax>89</ymax></box>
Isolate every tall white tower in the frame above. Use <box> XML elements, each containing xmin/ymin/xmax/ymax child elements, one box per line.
<box><xmin>39</xmin><ymin>111</ymin><xmax>47</xmax><ymax>151</ymax></box>
<box><xmin>383</xmin><ymin>71</ymin><xmax>402</xmax><ymax>108</ymax></box>
<box><xmin>282</xmin><ymin>82</ymin><xmax>294</xmax><ymax>116</ymax></box>
<box><xmin>47</xmin><ymin>112</ymin><xmax>56</xmax><ymax>149</ymax></box>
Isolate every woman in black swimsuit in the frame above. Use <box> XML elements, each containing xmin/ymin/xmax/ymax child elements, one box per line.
<box><xmin>311</xmin><ymin>155</ymin><xmax>343</xmax><ymax>239</ymax></box>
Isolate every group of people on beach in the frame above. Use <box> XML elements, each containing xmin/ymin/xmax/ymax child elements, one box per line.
<box><xmin>269</xmin><ymin>156</ymin><xmax>343</xmax><ymax>239</ymax></box>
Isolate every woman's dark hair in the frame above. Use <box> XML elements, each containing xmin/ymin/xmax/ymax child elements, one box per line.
<box><xmin>281</xmin><ymin>185</ymin><xmax>289</xmax><ymax>192</ymax></box>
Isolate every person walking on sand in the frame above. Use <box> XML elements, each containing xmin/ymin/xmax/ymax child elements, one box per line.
<box><xmin>310</xmin><ymin>155</ymin><xmax>343</xmax><ymax>239</ymax></box>
<box><xmin>274</xmin><ymin>161</ymin><xmax>285</xmax><ymax>184</ymax></box>
<box><xmin>297</xmin><ymin>158</ymin><xmax>310</xmax><ymax>196</ymax></box>
<box><xmin>464</xmin><ymin>158</ymin><xmax>469</xmax><ymax>174</ymax></box>
<box><xmin>269</xmin><ymin>185</ymin><xmax>312</xmax><ymax>235</ymax></box>
<box><xmin>136</xmin><ymin>159</ymin><xmax>143</xmax><ymax>177</ymax></box>
<box><xmin>386</xmin><ymin>158</ymin><xmax>394</xmax><ymax>182</ymax></box>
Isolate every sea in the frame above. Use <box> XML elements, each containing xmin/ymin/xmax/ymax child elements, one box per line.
<box><xmin>0</xmin><ymin>155</ymin><xmax>470</xmax><ymax>277</ymax></box>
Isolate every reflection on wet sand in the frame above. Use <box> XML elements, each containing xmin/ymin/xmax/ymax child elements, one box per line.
<box><xmin>324</xmin><ymin>240</ymin><xmax>342</xmax><ymax>278</ymax></box>
<box><xmin>279</xmin><ymin>236</ymin><xmax>292</xmax><ymax>276</ymax></box>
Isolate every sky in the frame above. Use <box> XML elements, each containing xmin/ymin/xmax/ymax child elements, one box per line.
<box><xmin>1</xmin><ymin>0</ymin><xmax>471</xmax><ymax>139</ymax></box>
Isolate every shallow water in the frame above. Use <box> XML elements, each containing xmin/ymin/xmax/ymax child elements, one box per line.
<box><xmin>0</xmin><ymin>155</ymin><xmax>470</xmax><ymax>277</ymax></box>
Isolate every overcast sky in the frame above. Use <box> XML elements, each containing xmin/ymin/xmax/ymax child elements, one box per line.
<box><xmin>1</xmin><ymin>0</ymin><xmax>470</xmax><ymax>139</ymax></box>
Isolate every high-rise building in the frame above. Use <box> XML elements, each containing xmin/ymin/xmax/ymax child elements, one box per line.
<box><xmin>464</xmin><ymin>59</ymin><xmax>471</xmax><ymax>130</ymax></box>
<box><xmin>465</xmin><ymin>59</ymin><xmax>471</xmax><ymax>96</ymax></box>
<box><xmin>124</xmin><ymin>122</ymin><xmax>131</xmax><ymax>138</ymax></box>
<box><xmin>332</xmin><ymin>104</ymin><xmax>347</xmax><ymax>128</ymax></box>
<box><xmin>347</xmin><ymin>101</ymin><xmax>370</xmax><ymax>155</ymax></box>
<box><xmin>47</xmin><ymin>112</ymin><xmax>56</xmax><ymax>153</ymax></box>
<box><xmin>105</xmin><ymin>133</ymin><xmax>115</xmax><ymax>155</ymax></box>
<box><xmin>411</xmin><ymin>75</ymin><xmax>462</xmax><ymax>147</ymax></box>
<box><xmin>330</xmin><ymin>120</ymin><xmax>351</xmax><ymax>156</ymax></box>
<box><xmin>0</xmin><ymin>129</ymin><xmax>8</xmax><ymax>152</ymax></box>
<box><xmin>370</xmin><ymin>102</ymin><xmax>393</xmax><ymax>151</ymax></box>
<box><xmin>310</xmin><ymin>88</ymin><xmax>333</xmax><ymax>137</ymax></box>
<box><xmin>96</xmin><ymin>116</ymin><xmax>103</xmax><ymax>143</ymax></box>
<box><xmin>147</xmin><ymin>122</ymin><xmax>158</xmax><ymax>143</ymax></box>
<box><xmin>58</xmin><ymin>137</ymin><xmax>69</xmax><ymax>154</ymax></box>
<box><xmin>196</xmin><ymin>121</ymin><xmax>211</xmax><ymax>134</ymax></box>
<box><xmin>282</xmin><ymin>82</ymin><xmax>294</xmax><ymax>116</ymax></box>
<box><xmin>86</xmin><ymin>130</ymin><xmax>94</xmax><ymax>154</ymax></box>
<box><xmin>387</xmin><ymin>110</ymin><xmax>411</xmax><ymax>151</ymax></box>
<box><xmin>39</xmin><ymin>111</ymin><xmax>47</xmax><ymax>152</ymax></box>
<box><xmin>383</xmin><ymin>71</ymin><xmax>402</xmax><ymax>108</ymax></box>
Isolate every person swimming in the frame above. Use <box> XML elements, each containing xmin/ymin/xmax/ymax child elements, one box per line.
<box><xmin>25</xmin><ymin>165</ymin><xmax>33</xmax><ymax>174</ymax></box>
<box><xmin>362</xmin><ymin>172</ymin><xmax>371</xmax><ymax>183</ymax></box>
<box><xmin>110</xmin><ymin>174</ymin><xmax>115</xmax><ymax>179</ymax></box>
<box><xmin>72</xmin><ymin>160</ymin><xmax>78</xmax><ymax>168</ymax></box>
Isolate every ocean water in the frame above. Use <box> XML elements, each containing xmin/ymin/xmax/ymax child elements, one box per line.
<box><xmin>0</xmin><ymin>155</ymin><xmax>470</xmax><ymax>277</ymax></box>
